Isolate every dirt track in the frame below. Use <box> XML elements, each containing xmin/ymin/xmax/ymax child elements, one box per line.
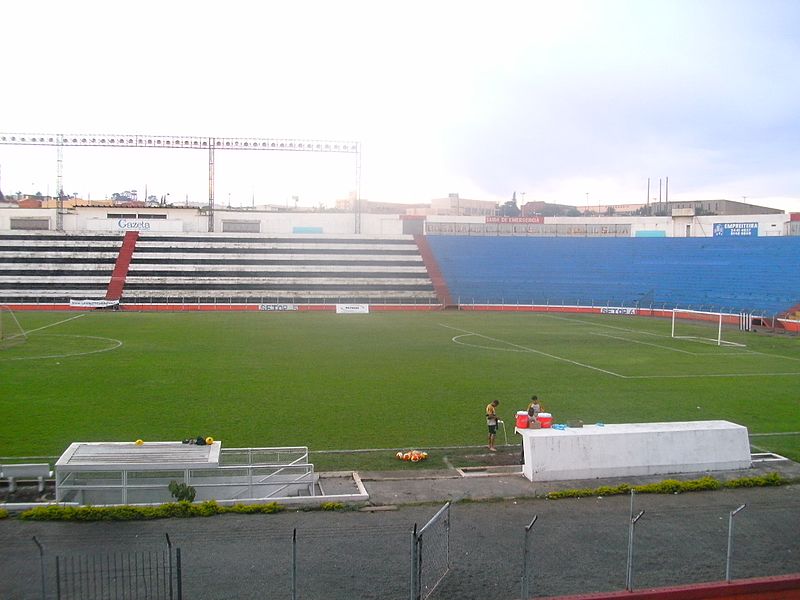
<box><xmin>1</xmin><ymin>484</ymin><xmax>799</xmax><ymax>599</ymax></box>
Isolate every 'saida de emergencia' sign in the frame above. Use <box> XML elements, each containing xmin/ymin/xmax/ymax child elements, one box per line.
<box><xmin>713</xmin><ymin>222</ymin><xmax>758</xmax><ymax>237</ymax></box>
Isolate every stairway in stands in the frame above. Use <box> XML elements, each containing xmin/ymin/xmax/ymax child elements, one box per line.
<box><xmin>105</xmin><ymin>231</ymin><xmax>139</xmax><ymax>300</ymax></box>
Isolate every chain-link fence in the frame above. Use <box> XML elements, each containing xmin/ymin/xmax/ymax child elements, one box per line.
<box><xmin>14</xmin><ymin>493</ymin><xmax>798</xmax><ymax>600</ymax></box>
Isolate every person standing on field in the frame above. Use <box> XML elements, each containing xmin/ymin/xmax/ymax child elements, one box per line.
<box><xmin>527</xmin><ymin>395</ymin><xmax>542</xmax><ymax>419</ymax></box>
<box><xmin>486</xmin><ymin>399</ymin><xmax>500</xmax><ymax>452</ymax></box>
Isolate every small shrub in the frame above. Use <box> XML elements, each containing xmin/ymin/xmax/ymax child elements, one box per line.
<box><xmin>194</xmin><ymin>500</ymin><xmax>221</xmax><ymax>517</ymax></box>
<box><xmin>724</xmin><ymin>472</ymin><xmax>787</xmax><ymax>488</ymax></box>
<box><xmin>0</xmin><ymin>508</ymin><xmax>9</xmax><ymax>519</ymax></box>
<box><xmin>158</xmin><ymin>502</ymin><xmax>196</xmax><ymax>519</ymax></box>
<box><xmin>19</xmin><ymin>500</ymin><xmax>285</xmax><ymax>521</ymax></box>
<box><xmin>594</xmin><ymin>484</ymin><xmax>631</xmax><ymax>496</ymax></box>
<box><xmin>168</xmin><ymin>481</ymin><xmax>197</xmax><ymax>503</ymax></box>
<box><xmin>320</xmin><ymin>501</ymin><xmax>345</xmax><ymax>511</ymax></box>
<box><xmin>546</xmin><ymin>487</ymin><xmax>598</xmax><ymax>499</ymax></box>
<box><xmin>225</xmin><ymin>502</ymin><xmax>284</xmax><ymax>514</ymax></box>
<box><xmin>548</xmin><ymin>476</ymin><xmax>723</xmax><ymax>500</ymax></box>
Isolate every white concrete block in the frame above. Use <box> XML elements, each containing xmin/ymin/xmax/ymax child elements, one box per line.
<box><xmin>517</xmin><ymin>421</ymin><xmax>751</xmax><ymax>482</ymax></box>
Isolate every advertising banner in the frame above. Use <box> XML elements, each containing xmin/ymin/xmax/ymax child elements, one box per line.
<box><xmin>70</xmin><ymin>299</ymin><xmax>120</xmax><ymax>308</ymax></box>
<box><xmin>485</xmin><ymin>216</ymin><xmax>544</xmax><ymax>224</ymax></box>
<box><xmin>258</xmin><ymin>304</ymin><xmax>298</xmax><ymax>311</ymax></box>
<box><xmin>713</xmin><ymin>222</ymin><xmax>758</xmax><ymax>237</ymax></box>
<box><xmin>336</xmin><ymin>304</ymin><xmax>370</xmax><ymax>314</ymax></box>
<box><xmin>600</xmin><ymin>307</ymin><xmax>637</xmax><ymax>315</ymax></box>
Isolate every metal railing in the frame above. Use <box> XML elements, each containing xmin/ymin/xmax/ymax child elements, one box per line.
<box><xmin>411</xmin><ymin>502</ymin><xmax>451</xmax><ymax>600</ymax></box>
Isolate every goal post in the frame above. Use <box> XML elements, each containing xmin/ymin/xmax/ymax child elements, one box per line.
<box><xmin>0</xmin><ymin>305</ymin><xmax>27</xmax><ymax>349</ymax></box>
<box><xmin>671</xmin><ymin>309</ymin><xmax>746</xmax><ymax>347</ymax></box>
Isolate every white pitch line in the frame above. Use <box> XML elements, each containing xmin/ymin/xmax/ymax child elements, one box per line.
<box><xmin>451</xmin><ymin>334</ymin><xmax>528</xmax><ymax>353</ymax></box>
<box><xmin>739</xmin><ymin>348</ymin><xmax>800</xmax><ymax>363</ymax></box>
<box><xmin>625</xmin><ymin>371</ymin><xmax>800</xmax><ymax>379</ymax></box>
<box><xmin>22</xmin><ymin>313</ymin><xmax>86</xmax><ymax>335</ymax></box>
<box><xmin>589</xmin><ymin>332</ymin><xmax>759</xmax><ymax>358</ymax></box>
<box><xmin>545</xmin><ymin>313</ymin><xmax>800</xmax><ymax>364</ymax></box>
<box><xmin>0</xmin><ymin>334</ymin><xmax>123</xmax><ymax>362</ymax></box>
<box><xmin>543</xmin><ymin>314</ymin><xmax>670</xmax><ymax>339</ymax></box>
<box><xmin>589</xmin><ymin>332</ymin><xmax>698</xmax><ymax>355</ymax></box>
<box><xmin>748</xmin><ymin>431</ymin><xmax>800</xmax><ymax>437</ymax></box>
<box><xmin>440</xmin><ymin>323</ymin><xmax>626</xmax><ymax>378</ymax></box>
<box><xmin>442</xmin><ymin>321</ymin><xmax>800</xmax><ymax>380</ymax></box>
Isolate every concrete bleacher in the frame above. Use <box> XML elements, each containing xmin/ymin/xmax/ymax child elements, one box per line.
<box><xmin>426</xmin><ymin>236</ymin><xmax>800</xmax><ymax>315</ymax></box>
<box><xmin>122</xmin><ymin>233</ymin><xmax>439</xmax><ymax>305</ymax></box>
<box><xmin>0</xmin><ymin>232</ymin><xmax>122</xmax><ymax>304</ymax></box>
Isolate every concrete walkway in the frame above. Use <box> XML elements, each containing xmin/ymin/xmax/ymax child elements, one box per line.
<box><xmin>354</xmin><ymin>451</ymin><xmax>800</xmax><ymax>506</ymax></box>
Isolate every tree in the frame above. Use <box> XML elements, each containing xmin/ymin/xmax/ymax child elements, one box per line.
<box><xmin>498</xmin><ymin>200</ymin><xmax>521</xmax><ymax>217</ymax></box>
<box><xmin>498</xmin><ymin>192</ymin><xmax>521</xmax><ymax>217</ymax></box>
<box><xmin>111</xmin><ymin>191</ymin><xmax>136</xmax><ymax>203</ymax></box>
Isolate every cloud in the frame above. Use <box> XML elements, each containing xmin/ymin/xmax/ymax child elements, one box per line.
<box><xmin>2</xmin><ymin>0</ymin><xmax>799</xmax><ymax>211</ymax></box>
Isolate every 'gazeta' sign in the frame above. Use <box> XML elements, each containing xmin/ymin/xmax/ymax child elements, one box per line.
<box><xmin>116</xmin><ymin>219</ymin><xmax>152</xmax><ymax>230</ymax></box>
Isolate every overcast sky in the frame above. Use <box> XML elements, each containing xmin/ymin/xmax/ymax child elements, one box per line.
<box><xmin>2</xmin><ymin>0</ymin><xmax>799</xmax><ymax>211</ymax></box>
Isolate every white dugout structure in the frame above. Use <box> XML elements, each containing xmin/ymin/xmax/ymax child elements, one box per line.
<box><xmin>55</xmin><ymin>442</ymin><xmax>318</xmax><ymax>505</ymax></box>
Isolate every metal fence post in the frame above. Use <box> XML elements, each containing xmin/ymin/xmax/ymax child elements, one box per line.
<box><xmin>32</xmin><ymin>536</ymin><xmax>47</xmax><ymax>600</ymax></box>
<box><xmin>176</xmin><ymin>547</ymin><xmax>182</xmax><ymax>600</ymax></box>
<box><xmin>292</xmin><ymin>528</ymin><xmax>297</xmax><ymax>600</ymax></box>
<box><xmin>410</xmin><ymin>523</ymin><xmax>418</xmax><ymax>600</ymax></box>
<box><xmin>166</xmin><ymin>533</ymin><xmax>174</xmax><ymax>600</ymax></box>
<box><xmin>521</xmin><ymin>515</ymin><xmax>538</xmax><ymax>600</ymax></box>
<box><xmin>55</xmin><ymin>555</ymin><xmax>61</xmax><ymax>600</ymax></box>
<box><xmin>726</xmin><ymin>504</ymin><xmax>746</xmax><ymax>583</ymax></box>
<box><xmin>626</xmin><ymin>489</ymin><xmax>644</xmax><ymax>592</ymax></box>
<box><xmin>416</xmin><ymin>534</ymin><xmax>424</xmax><ymax>600</ymax></box>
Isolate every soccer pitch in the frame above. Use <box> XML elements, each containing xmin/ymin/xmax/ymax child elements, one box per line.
<box><xmin>2</xmin><ymin>310</ymin><xmax>799</xmax><ymax>464</ymax></box>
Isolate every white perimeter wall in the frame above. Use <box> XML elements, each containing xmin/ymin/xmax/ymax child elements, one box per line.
<box><xmin>0</xmin><ymin>207</ymin><xmax>792</xmax><ymax>236</ymax></box>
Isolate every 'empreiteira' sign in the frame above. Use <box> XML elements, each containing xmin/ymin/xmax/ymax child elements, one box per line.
<box><xmin>713</xmin><ymin>222</ymin><xmax>758</xmax><ymax>237</ymax></box>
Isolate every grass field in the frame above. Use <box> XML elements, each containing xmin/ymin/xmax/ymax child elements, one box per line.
<box><xmin>2</xmin><ymin>310</ymin><xmax>799</xmax><ymax>470</ymax></box>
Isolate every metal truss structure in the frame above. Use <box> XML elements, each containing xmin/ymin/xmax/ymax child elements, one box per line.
<box><xmin>0</xmin><ymin>133</ymin><xmax>361</xmax><ymax>232</ymax></box>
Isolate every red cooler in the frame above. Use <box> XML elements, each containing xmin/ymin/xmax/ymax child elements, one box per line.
<box><xmin>537</xmin><ymin>412</ymin><xmax>553</xmax><ymax>428</ymax></box>
<box><xmin>515</xmin><ymin>411</ymin><xmax>529</xmax><ymax>428</ymax></box>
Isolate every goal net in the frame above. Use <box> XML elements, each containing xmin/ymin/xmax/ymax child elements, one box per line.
<box><xmin>670</xmin><ymin>309</ymin><xmax>746</xmax><ymax>347</ymax></box>
<box><xmin>0</xmin><ymin>305</ymin><xmax>27</xmax><ymax>349</ymax></box>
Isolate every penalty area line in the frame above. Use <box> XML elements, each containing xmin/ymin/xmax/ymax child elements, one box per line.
<box><xmin>439</xmin><ymin>323</ymin><xmax>626</xmax><ymax>378</ymax></box>
<box><xmin>23</xmin><ymin>313</ymin><xmax>87</xmax><ymax>335</ymax></box>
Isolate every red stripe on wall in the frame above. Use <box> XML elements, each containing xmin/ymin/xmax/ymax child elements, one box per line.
<box><xmin>105</xmin><ymin>231</ymin><xmax>139</xmax><ymax>300</ymax></box>
<box><xmin>538</xmin><ymin>573</ymin><xmax>800</xmax><ymax>600</ymax></box>
<box><xmin>414</xmin><ymin>235</ymin><xmax>453</xmax><ymax>307</ymax></box>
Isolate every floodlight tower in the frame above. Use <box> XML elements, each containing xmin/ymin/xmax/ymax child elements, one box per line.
<box><xmin>56</xmin><ymin>134</ymin><xmax>64</xmax><ymax>231</ymax></box>
<box><xmin>0</xmin><ymin>133</ymin><xmax>361</xmax><ymax>233</ymax></box>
